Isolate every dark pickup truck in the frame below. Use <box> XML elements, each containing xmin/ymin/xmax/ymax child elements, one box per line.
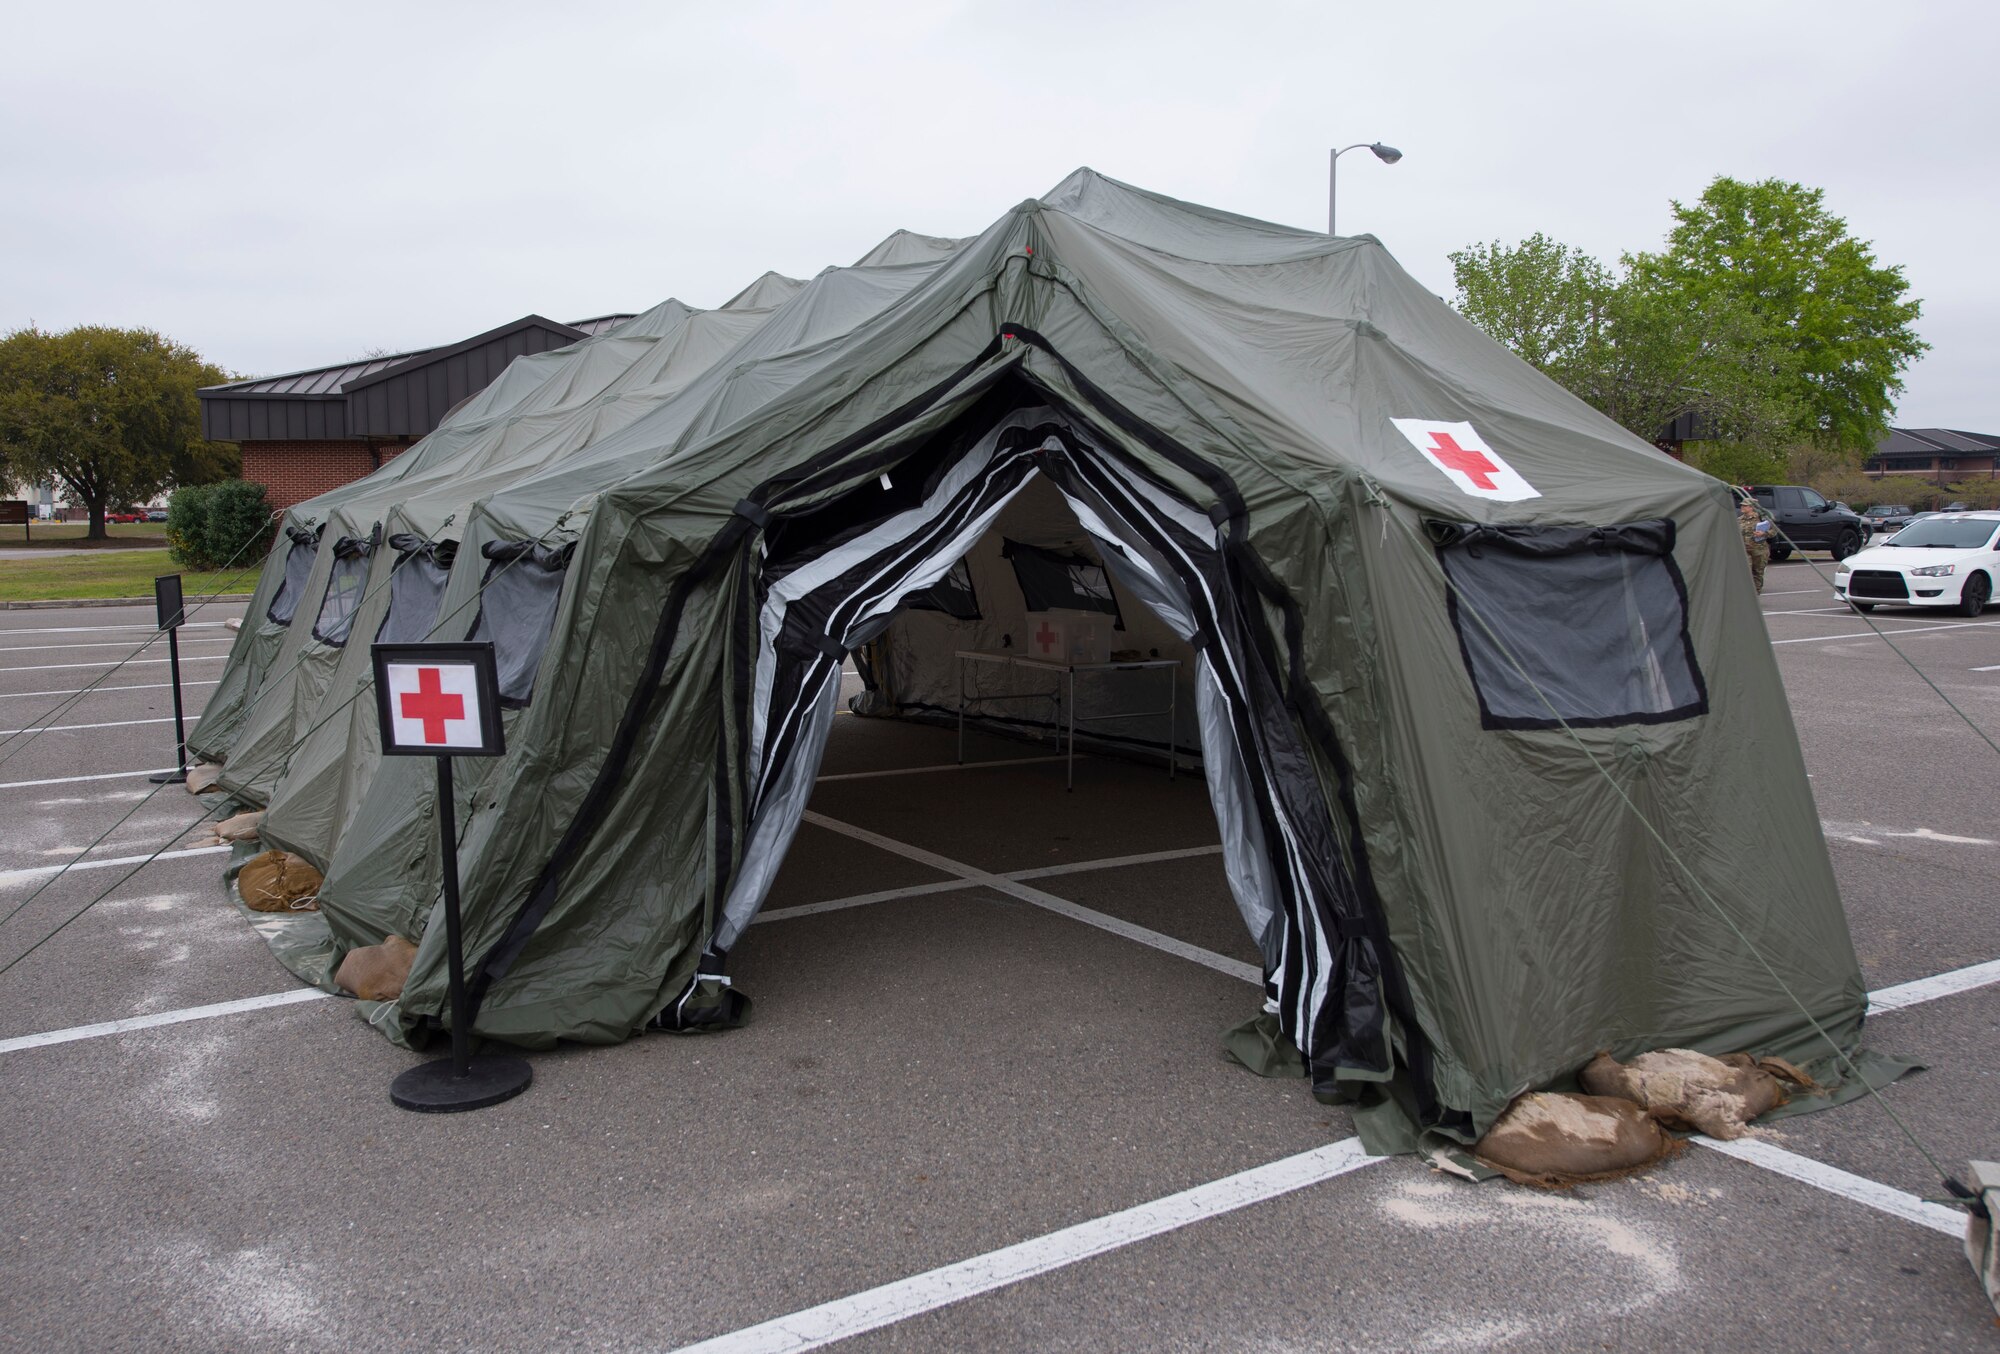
<box><xmin>1748</xmin><ymin>485</ymin><xmax>1868</xmax><ymax>561</ymax></box>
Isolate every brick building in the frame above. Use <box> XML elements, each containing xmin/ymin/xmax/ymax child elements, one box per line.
<box><xmin>200</xmin><ymin>313</ymin><xmax>631</xmax><ymax>510</ymax></box>
<box><xmin>1862</xmin><ymin>426</ymin><xmax>2000</xmax><ymax>483</ymax></box>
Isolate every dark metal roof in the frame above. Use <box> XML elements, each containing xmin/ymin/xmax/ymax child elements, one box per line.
<box><xmin>568</xmin><ymin>314</ymin><xmax>637</xmax><ymax>336</ymax></box>
<box><xmin>1870</xmin><ymin>427</ymin><xmax>2000</xmax><ymax>460</ymax></box>
<box><xmin>200</xmin><ymin>313</ymin><xmax>623</xmax><ymax>443</ymax></box>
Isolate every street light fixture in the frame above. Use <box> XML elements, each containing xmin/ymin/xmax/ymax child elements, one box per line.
<box><xmin>1329</xmin><ymin>141</ymin><xmax>1403</xmax><ymax>236</ymax></box>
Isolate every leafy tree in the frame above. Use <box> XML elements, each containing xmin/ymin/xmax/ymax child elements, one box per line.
<box><xmin>167</xmin><ymin>479</ymin><xmax>272</xmax><ymax>571</ymax></box>
<box><xmin>1631</xmin><ymin>177</ymin><xmax>1927</xmax><ymax>455</ymax></box>
<box><xmin>0</xmin><ymin>325</ymin><xmax>237</xmax><ymax>538</ymax></box>
<box><xmin>1448</xmin><ymin>233</ymin><xmax>1614</xmax><ymax>373</ymax></box>
<box><xmin>1449</xmin><ymin>177</ymin><xmax>1926</xmax><ymax>467</ymax></box>
<box><xmin>1450</xmin><ymin>233</ymin><xmax>1796</xmax><ymax>452</ymax></box>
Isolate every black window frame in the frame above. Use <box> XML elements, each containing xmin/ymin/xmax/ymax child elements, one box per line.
<box><xmin>1430</xmin><ymin>517</ymin><xmax>1710</xmax><ymax>733</ymax></box>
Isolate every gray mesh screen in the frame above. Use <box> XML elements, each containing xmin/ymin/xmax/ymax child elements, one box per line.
<box><xmin>265</xmin><ymin>529</ymin><xmax>320</xmax><ymax>626</ymax></box>
<box><xmin>466</xmin><ymin>540</ymin><xmax>574</xmax><ymax>707</ymax></box>
<box><xmin>310</xmin><ymin>535</ymin><xmax>376</xmax><ymax>647</ymax></box>
<box><xmin>375</xmin><ymin>534</ymin><xmax>457</xmax><ymax>645</ymax></box>
<box><xmin>1433</xmin><ymin>519</ymin><xmax>1707</xmax><ymax>730</ymax></box>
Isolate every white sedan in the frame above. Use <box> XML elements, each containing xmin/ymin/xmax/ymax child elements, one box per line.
<box><xmin>1834</xmin><ymin>511</ymin><xmax>2000</xmax><ymax>616</ymax></box>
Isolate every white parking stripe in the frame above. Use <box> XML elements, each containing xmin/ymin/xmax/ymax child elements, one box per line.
<box><xmin>752</xmin><ymin>846</ymin><xmax>1227</xmax><ymax>926</ymax></box>
<box><xmin>0</xmin><ymin>713</ymin><xmax>200</xmax><ymax>736</ymax></box>
<box><xmin>0</xmin><ymin>635</ymin><xmax>235</xmax><ymax>654</ymax></box>
<box><xmin>0</xmin><ymin>622</ymin><xmax>230</xmax><ymax>636</ymax></box>
<box><xmin>0</xmin><ymin>988</ymin><xmax>331</xmax><ymax>1056</ymax></box>
<box><xmin>0</xmin><ymin>679</ymin><xmax>217</xmax><ymax>700</ymax></box>
<box><xmin>0</xmin><ymin>654</ymin><xmax>227</xmax><ymax>674</ymax></box>
<box><xmin>668</xmin><ymin>1138</ymin><xmax>1383</xmax><ymax>1354</ymax></box>
<box><xmin>815</xmin><ymin>755</ymin><xmax>1067</xmax><ymax>783</ymax></box>
<box><xmin>0</xmin><ymin>843</ymin><xmax>229</xmax><ymax>886</ymax></box>
<box><xmin>1867</xmin><ymin>957</ymin><xmax>2000</xmax><ymax>1013</ymax></box>
<box><xmin>1772</xmin><ymin>618</ymin><xmax>2000</xmax><ymax>646</ymax></box>
<box><xmin>0</xmin><ymin>768</ymin><xmax>179</xmax><ymax>791</ymax></box>
<box><xmin>1693</xmin><ymin>1136</ymin><xmax>1962</xmax><ymax>1236</ymax></box>
<box><xmin>803</xmin><ymin>812</ymin><xmax>1260</xmax><ymax>984</ymax></box>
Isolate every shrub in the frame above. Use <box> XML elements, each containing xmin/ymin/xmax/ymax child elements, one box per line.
<box><xmin>165</xmin><ymin>483</ymin><xmax>214</xmax><ymax>568</ymax></box>
<box><xmin>200</xmin><ymin>480</ymin><xmax>273</xmax><ymax>571</ymax></box>
<box><xmin>166</xmin><ymin>479</ymin><xmax>271</xmax><ymax>570</ymax></box>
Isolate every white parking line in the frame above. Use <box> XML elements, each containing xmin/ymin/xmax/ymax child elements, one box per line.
<box><xmin>0</xmin><ymin>635</ymin><xmax>235</xmax><ymax>654</ymax></box>
<box><xmin>0</xmin><ymin>843</ymin><xmax>229</xmax><ymax>886</ymax></box>
<box><xmin>0</xmin><ymin>654</ymin><xmax>227</xmax><ymax>674</ymax></box>
<box><xmin>1762</xmin><ymin>588</ymin><xmax>1834</xmax><ymax>597</ymax></box>
<box><xmin>1867</xmin><ymin>957</ymin><xmax>2000</xmax><ymax>1013</ymax></box>
<box><xmin>1973</xmin><ymin>664</ymin><xmax>2000</xmax><ymax>673</ymax></box>
<box><xmin>0</xmin><ymin>714</ymin><xmax>201</xmax><ymax>737</ymax></box>
<box><xmin>0</xmin><ymin>622</ymin><xmax>230</xmax><ymax>636</ymax></box>
<box><xmin>753</xmin><ymin>845</ymin><xmax>1228</xmax><ymax>927</ymax></box>
<box><xmin>816</xmin><ymin>755</ymin><xmax>1067</xmax><ymax>783</ymax></box>
<box><xmin>667</xmin><ymin>1138</ymin><xmax>1383</xmax><ymax>1354</ymax></box>
<box><xmin>0</xmin><ymin>988</ymin><xmax>331</xmax><ymax>1056</ymax></box>
<box><xmin>0</xmin><ymin>767</ymin><xmax>179</xmax><ymax>791</ymax></box>
<box><xmin>0</xmin><ymin>679</ymin><xmax>218</xmax><ymax>700</ymax></box>
<box><xmin>1693</xmin><ymin>1136</ymin><xmax>1962</xmax><ymax>1236</ymax></box>
<box><xmin>1772</xmin><ymin>619</ymin><xmax>2000</xmax><ymax>646</ymax></box>
<box><xmin>803</xmin><ymin>812</ymin><xmax>1261</xmax><ymax>984</ymax></box>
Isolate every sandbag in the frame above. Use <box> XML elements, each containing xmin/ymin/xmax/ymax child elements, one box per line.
<box><xmin>1580</xmin><ymin>1048</ymin><xmax>1805</xmax><ymax>1139</ymax></box>
<box><xmin>335</xmin><ymin>936</ymin><xmax>418</xmax><ymax>1001</ymax></box>
<box><xmin>237</xmin><ymin>850</ymin><xmax>322</xmax><ymax>912</ymax></box>
<box><xmin>1472</xmin><ymin>1092</ymin><xmax>1680</xmax><ymax>1188</ymax></box>
<box><xmin>185</xmin><ymin>762</ymin><xmax>224</xmax><ymax>795</ymax></box>
<box><xmin>214</xmin><ymin>810</ymin><xmax>263</xmax><ymax>842</ymax></box>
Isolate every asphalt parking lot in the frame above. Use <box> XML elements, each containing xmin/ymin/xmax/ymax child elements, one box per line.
<box><xmin>1</xmin><ymin>555</ymin><xmax>1997</xmax><ymax>1352</ymax></box>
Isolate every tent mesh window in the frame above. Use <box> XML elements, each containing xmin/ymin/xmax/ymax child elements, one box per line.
<box><xmin>1431</xmin><ymin>518</ymin><xmax>1708</xmax><ymax>730</ymax></box>
<box><xmin>310</xmin><ymin>533</ymin><xmax>377</xmax><ymax>647</ymax></box>
<box><xmin>375</xmin><ymin>534</ymin><xmax>459</xmax><ymax>645</ymax></box>
<box><xmin>465</xmin><ymin>540</ymin><xmax>576</xmax><ymax>707</ymax></box>
<box><xmin>1001</xmin><ymin>539</ymin><xmax>1123</xmax><ymax>628</ymax></box>
<box><xmin>903</xmin><ymin>558</ymin><xmax>981</xmax><ymax>620</ymax></box>
<box><xmin>265</xmin><ymin>527</ymin><xmax>320</xmax><ymax>626</ymax></box>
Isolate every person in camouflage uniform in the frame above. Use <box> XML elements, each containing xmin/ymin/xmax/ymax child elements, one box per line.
<box><xmin>1740</xmin><ymin>493</ymin><xmax>1770</xmax><ymax>594</ymax></box>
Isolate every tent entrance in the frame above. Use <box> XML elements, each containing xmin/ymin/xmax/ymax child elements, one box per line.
<box><xmin>701</xmin><ymin>399</ymin><xmax>1403</xmax><ymax>1105</ymax></box>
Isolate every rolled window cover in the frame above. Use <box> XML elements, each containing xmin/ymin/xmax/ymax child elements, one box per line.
<box><xmin>309</xmin><ymin>530</ymin><xmax>378</xmax><ymax>647</ymax></box>
<box><xmin>265</xmin><ymin>524</ymin><xmax>322</xmax><ymax>626</ymax></box>
<box><xmin>1429</xmin><ymin>517</ymin><xmax>1707</xmax><ymax>729</ymax></box>
<box><xmin>374</xmin><ymin>533</ymin><xmax>459</xmax><ymax>645</ymax></box>
<box><xmin>466</xmin><ymin>539</ymin><xmax>576</xmax><ymax>707</ymax></box>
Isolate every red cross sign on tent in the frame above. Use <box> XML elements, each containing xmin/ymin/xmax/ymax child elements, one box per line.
<box><xmin>1388</xmin><ymin>418</ymin><xmax>1541</xmax><ymax>503</ymax></box>
<box><xmin>371</xmin><ymin>642</ymin><xmax>506</xmax><ymax>759</ymax></box>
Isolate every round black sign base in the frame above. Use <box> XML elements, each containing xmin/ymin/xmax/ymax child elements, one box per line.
<box><xmin>391</xmin><ymin>1055</ymin><xmax>532</xmax><ymax>1113</ymax></box>
<box><xmin>148</xmin><ymin>769</ymin><xmax>188</xmax><ymax>784</ymax></box>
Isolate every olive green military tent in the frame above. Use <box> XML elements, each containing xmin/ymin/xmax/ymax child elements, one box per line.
<box><xmin>209</xmin><ymin>170</ymin><xmax>1875</xmax><ymax>1152</ymax></box>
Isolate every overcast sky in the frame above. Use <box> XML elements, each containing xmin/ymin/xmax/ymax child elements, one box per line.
<box><xmin>4</xmin><ymin>1</ymin><xmax>1991</xmax><ymax>428</ymax></box>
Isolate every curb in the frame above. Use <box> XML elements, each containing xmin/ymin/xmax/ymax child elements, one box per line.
<box><xmin>0</xmin><ymin>594</ymin><xmax>254</xmax><ymax>611</ymax></box>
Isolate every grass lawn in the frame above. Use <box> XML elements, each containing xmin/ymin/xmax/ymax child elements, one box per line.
<box><xmin>0</xmin><ymin>523</ymin><xmax>169</xmax><ymax>549</ymax></box>
<box><xmin>0</xmin><ymin>548</ymin><xmax>253</xmax><ymax>603</ymax></box>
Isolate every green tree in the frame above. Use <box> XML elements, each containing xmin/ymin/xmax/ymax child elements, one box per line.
<box><xmin>1448</xmin><ymin>233</ymin><xmax>1614</xmax><ymax>373</ymax></box>
<box><xmin>1450</xmin><ymin>233</ymin><xmax>1796</xmax><ymax>452</ymax></box>
<box><xmin>1633</xmin><ymin>177</ymin><xmax>1927</xmax><ymax>455</ymax></box>
<box><xmin>0</xmin><ymin>325</ymin><xmax>237</xmax><ymax>538</ymax></box>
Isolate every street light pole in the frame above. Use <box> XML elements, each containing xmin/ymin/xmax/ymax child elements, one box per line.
<box><xmin>1328</xmin><ymin>141</ymin><xmax>1405</xmax><ymax>235</ymax></box>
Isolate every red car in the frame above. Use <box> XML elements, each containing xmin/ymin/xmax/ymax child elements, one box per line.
<box><xmin>105</xmin><ymin>509</ymin><xmax>149</xmax><ymax>523</ymax></box>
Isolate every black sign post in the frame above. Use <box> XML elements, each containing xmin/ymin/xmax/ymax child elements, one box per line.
<box><xmin>148</xmin><ymin>575</ymin><xmax>189</xmax><ymax>785</ymax></box>
<box><xmin>371</xmin><ymin>640</ymin><xmax>531</xmax><ymax>1113</ymax></box>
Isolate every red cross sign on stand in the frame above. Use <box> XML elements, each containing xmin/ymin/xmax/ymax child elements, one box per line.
<box><xmin>1388</xmin><ymin>418</ymin><xmax>1540</xmax><ymax>502</ymax></box>
<box><xmin>370</xmin><ymin>640</ymin><xmax>526</xmax><ymax>1113</ymax></box>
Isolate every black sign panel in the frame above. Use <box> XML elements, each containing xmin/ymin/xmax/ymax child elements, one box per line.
<box><xmin>154</xmin><ymin>574</ymin><xmax>185</xmax><ymax>631</ymax></box>
<box><xmin>371</xmin><ymin>641</ymin><xmax>506</xmax><ymax>758</ymax></box>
